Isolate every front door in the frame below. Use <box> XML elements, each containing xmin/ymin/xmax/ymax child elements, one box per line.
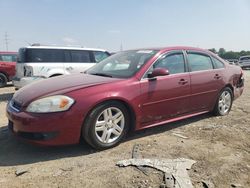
<box><xmin>139</xmin><ymin>51</ymin><xmax>191</xmax><ymax>126</ymax></box>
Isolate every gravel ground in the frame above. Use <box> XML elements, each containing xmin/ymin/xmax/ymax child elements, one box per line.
<box><xmin>0</xmin><ymin>72</ymin><xmax>249</xmax><ymax>188</ymax></box>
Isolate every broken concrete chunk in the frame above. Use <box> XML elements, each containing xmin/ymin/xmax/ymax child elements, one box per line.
<box><xmin>132</xmin><ymin>144</ymin><xmax>149</xmax><ymax>175</ymax></box>
<box><xmin>117</xmin><ymin>158</ymin><xmax>196</xmax><ymax>188</ymax></box>
<box><xmin>162</xmin><ymin>173</ymin><xmax>175</xmax><ymax>188</ymax></box>
<box><xmin>15</xmin><ymin>168</ymin><xmax>29</xmax><ymax>176</ymax></box>
<box><xmin>132</xmin><ymin>144</ymin><xmax>142</xmax><ymax>159</ymax></box>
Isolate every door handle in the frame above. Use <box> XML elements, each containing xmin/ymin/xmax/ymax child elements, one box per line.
<box><xmin>178</xmin><ymin>79</ymin><xmax>188</xmax><ymax>85</ymax></box>
<box><xmin>214</xmin><ymin>74</ymin><xmax>221</xmax><ymax>79</ymax></box>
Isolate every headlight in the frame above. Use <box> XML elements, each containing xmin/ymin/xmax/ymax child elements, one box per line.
<box><xmin>26</xmin><ymin>95</ymin><xmax>74</xmax><ymax>113</ymax></box>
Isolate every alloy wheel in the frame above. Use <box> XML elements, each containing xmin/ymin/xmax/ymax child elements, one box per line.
<box><xmin>94</xmin><ymin>107</ymin><xmax>125</xmax><ymax>144</ymax></box>
<box><xmin>218</xmin><ymin>90</ymin><xmax>232</xmax><ymax>115</ymax></box>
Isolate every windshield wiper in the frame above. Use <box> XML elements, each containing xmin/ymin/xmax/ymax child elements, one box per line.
<box><xmin>90</xmin><ymin>73</ymin><xmax>113</xmax><ymax>78</ymax></box>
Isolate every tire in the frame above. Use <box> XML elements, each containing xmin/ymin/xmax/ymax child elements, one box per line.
<box><xmin>0</xmin><ymin>73</ymin><xmax>8</xmax><ymax>88</ymax></box>
<box><xmin>82</xmin><ymin>101</ymin><xmax>130</xmax><ymax>150</ymax></box>
<box><xmin>213</xmin><ymin>87</ymin><xmax>233</xmax><ymax>116</ymax></box>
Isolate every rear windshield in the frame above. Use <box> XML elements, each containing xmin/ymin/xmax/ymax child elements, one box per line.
<box><xmin>17</xmin><ymin>48</ymin><xmax>101</xmax><ymax>63</ymax></box>
<box><xmin>0</xmin><ymin>54</ymin><xmax>17</xmax><ymax>62</ymax></box>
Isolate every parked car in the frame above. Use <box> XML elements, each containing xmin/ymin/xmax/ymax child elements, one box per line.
<box><xmin>238</xmin><ymin>55</ymin><xmax>250</xmax><ymax>69</ymax></box>
<box><xmin>0</xmin><ymin>51</ymin><xmax>17</xmax><ymax>87</ymax></box>
<box><xmin>6</xmin><ymin>47</ymin><xmax>244</xmax><ymax>149</ymax></box>
<box><xmin>225</xmin><ymin>59</ymin><xmax>239</xmax><ymax>65</ymax></box>
<box><xmin>13</xmin><ymin>45</ymin><xmax>110</xmax><ymax>89</ymax></box>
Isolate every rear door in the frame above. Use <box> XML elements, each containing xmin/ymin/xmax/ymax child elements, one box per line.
<box><xmin>140</xmin><ymin>51</ymin><xmax>191</xmax><ymax>125</ymax></box>
<box><xmin>186</xmin><ymin>51</ymin><xmax>224</xmax><ymax>112</ymax></box>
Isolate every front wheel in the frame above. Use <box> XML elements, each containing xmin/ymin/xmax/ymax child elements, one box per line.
<box><xmin>213</xmin><ymin>87</ymin><xmax>233</xmax><ymax>116</ymax></box>
<box><xmin>82</xmin><ymin>101</ymin><xmax>130</xmax><ymax>149</ymax></box>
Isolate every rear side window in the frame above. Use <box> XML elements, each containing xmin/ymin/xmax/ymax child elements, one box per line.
<box><xmin>93</xmin><ymin>51</ymin><xmax>109</xmax><ymax>63</ymax></box>
<box><xmin>212</xmin><ymin>57</ymin><xmax>225</xmax><ymax>69</ymax></box>
<box><xmin>154</xmin><ymin>53</ymin><xmax>185</xmax><ymax>74</ymax></box>
<box><xmin>187</xmin><ymin>53</ymin><xmax>213</xmax><ymax>72</ymax></box>
<box><xmin>71</xmin><ymin>50</ymin><xmax>91</xmax><ymax>62</ymax></box>
<box><xmin>26</xmin><ymin>49</ymin><xmax>64</xmax><ymax>62</ymax></box>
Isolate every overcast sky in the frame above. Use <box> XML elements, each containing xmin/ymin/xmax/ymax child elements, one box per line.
<box><xmin>0</xmin><ymin>0</ymin><xmax>250</xmax><ymax>52</ymax></box>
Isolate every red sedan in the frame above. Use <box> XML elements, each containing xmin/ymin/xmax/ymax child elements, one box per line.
<box><xmin>6</xmin><ymin>47</ymin><xmax>244</xmax><ymax>149</ymax></box>
<box><xmin>0</xmin><ymin>51</ymin><xmax>17</xmax><ymax>87</ymax></box>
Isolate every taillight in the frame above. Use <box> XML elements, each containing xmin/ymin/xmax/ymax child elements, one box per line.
<box><xmin>238</xmin><ymin>68</ymin><xmax>244</xmax><ymax>87</ymax></box>
<box><xmin>240</xmin><ymin>68</ymin><xmax>243</xmax><ymax>76</ymax></box>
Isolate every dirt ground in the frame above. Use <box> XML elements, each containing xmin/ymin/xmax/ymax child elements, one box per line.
<box><xmin>0</xmin><ymin>72</ymin><xmax>249</xmax><ymax>188</ymax></box>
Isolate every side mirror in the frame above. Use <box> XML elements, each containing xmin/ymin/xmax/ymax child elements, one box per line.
<box><xmin>148</xmin><ymin>68</ymin><xmax>169</xmax><ymax>79</ymax></box>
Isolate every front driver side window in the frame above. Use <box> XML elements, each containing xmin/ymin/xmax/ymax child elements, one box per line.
<box><xmin>153</xmin><ymin>53</ymin><xmax>185</xmax><ymax>74</ymax></box>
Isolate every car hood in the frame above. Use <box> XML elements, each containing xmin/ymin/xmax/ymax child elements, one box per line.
<box><xmin>13</xmin><ymin>73</ymin><xmax>121</xmax><ymax>106</ymax></box>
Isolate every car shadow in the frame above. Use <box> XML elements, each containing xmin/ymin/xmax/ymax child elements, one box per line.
<box><xmin>127</xmin><ymin>113</ymin><xmax>211</xmax><ymax>141</ymax></box>
<box><xmin>0</xmin><ymin>113</ymin><xmax>211</xmax><ymax>167</ymax></box>
<box><xmin>0</xmin><ymin>92</ymin><xmax>14</xmax><ymax>102</ymax></box>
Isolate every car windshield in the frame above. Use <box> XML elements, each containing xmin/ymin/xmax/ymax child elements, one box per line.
<box><xmin>86</xmin><ymin>50</ymin><xmax>158</xmax><ymax>78</ymax></box>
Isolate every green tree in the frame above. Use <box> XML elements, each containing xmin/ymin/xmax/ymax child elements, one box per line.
<box><xmin>208</xmin><ymin>48</ymin><xmax>217</xmax><ymax>54</ymax></box>
<box><xmin>218</xmin><ymin>48</ymin><xmax>226</xmax><ymax>57</ymax></box>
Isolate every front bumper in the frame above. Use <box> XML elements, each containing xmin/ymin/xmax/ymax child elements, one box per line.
<box><xmin>12</xmin><ymin>76</ymin><xmax>45</xmax><ymax>89</ymax></box>
<box><xmin>6</xmin><ymin>102</ymin><xmax>83</xmax><ymax>146</ymax></box>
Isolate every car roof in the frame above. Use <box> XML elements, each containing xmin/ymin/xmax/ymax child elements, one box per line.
<box><xmin>21</xmin><ymin>45</ymin><xmax>108</xmax><ymax>52</ymax></box>
<box><xmin>126</xmin><ymin>46</ymin><xmax>211</xmax><ymax>53</ymax></box>
<box><xmin>0</xmin><ymin>51</ymin><xmax>17</xmax><ymax>54</ymax></box>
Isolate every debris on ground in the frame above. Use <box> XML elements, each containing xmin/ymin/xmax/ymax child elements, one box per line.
<box><xmin>132</xmin><ymin>144</ymin><xmax>149</xmax><ymax>175</ymax></box>
<box><xmin>117</xmin><ymin>158</ymin><xmax>196</xmax><ymax>188</ymax></box>
<box><xmin>231</xmin><ymin>183</ymin><xmax>243</xmax><ymax>187</ymax></box>
<box><xmin>60</xmin><ymin>167</ymin><xmax>73</xmax><ymax>172</ymax></box>
<box><xmin>132</xmin><ymin>144</ymin><xmax>142</xmax><ymax>159</ymax></box>
<box><xmin>172</xmin><ymin>133</ymin><xmax>189</xmax><ymax>139</ymax></box>
<box><xmin>15</xmin><ymin>168</ymin><xmax>29</xmax><ymax>177</ymax></box>
<box><xmin>201</xmin><ymin>180</ymin><xmax>215</xmax><ymax>188</ymax></box>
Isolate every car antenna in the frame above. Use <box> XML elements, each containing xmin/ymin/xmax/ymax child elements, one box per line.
<box><xmin>25</xmin><ymin>41</ymin><xmax>32</xmax><ymax>46</ymax></box>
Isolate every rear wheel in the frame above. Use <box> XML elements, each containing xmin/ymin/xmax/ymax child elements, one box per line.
<box><xmin>82</xmin><ymin>101</ymin><xmax>130</xmax><ymax>149</ymax></box>
<box><xmin>0</xmin><ymin>73</ymin><xmax>7</xmax><ymax>88</ymax></box>
<box><xmin>213</xmin><ymin>87</ymin><xmax>233</xmax><ymax>116</ymax></box>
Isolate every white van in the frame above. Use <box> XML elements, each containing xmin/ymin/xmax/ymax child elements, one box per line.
<box><xmin>13</xmin><ymin>45</ymin><xmax>110</xmax><ymax>89</ymax></box>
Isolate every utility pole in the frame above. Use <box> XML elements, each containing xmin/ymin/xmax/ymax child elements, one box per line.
<box><xmin>120</xmin><ymin>42</ymin><xmax>123</xmax><ymax>51</ymax></box>
<box><xmin>4</xmin><ymin>32</ymin><xmax>9</xmax><ymax>51</ymax></box>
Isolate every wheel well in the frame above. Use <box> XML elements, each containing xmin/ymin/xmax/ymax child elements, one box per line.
<box><xmin>225</xmin><ymin>84</ymin><xmax>234</xmax><ymax>98</ymax></box>
<box><xmin>49</xmin><ymin>74</ymin><xmax>63</xmax><ymax>78</ymax></box>
<box><xmin>83</xmin><ymin>99</ymin><xmax>136</xmax><ymax>133</ymax></box>
<box><xmin>0</xmin><ymin>71</ymin><xmax>9</xmax><ymax>81</ymax></box>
